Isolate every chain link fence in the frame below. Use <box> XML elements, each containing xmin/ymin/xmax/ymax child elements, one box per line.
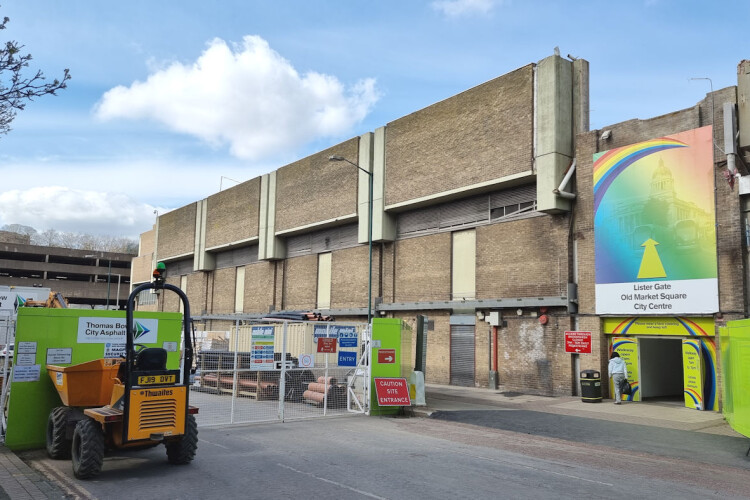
<box><xmin>190</xmin><ymin>320</ymin><xmax>370</xmax><ymax>427</ymax></box>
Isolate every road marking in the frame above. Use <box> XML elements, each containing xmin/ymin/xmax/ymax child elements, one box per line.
<box><xmin>449</xmin><ymin>449</ymin><xmax>614</xmax><ymax>486</ymax></box>
<box><xmin>198</xmin><ymin>438</ymin><xmax>229</xmax><ymax>449</ymax></box>
<box><xmin>277</xmin><ymin>463</ymin><xmax>388</xmax><ymax>499</ymax></box>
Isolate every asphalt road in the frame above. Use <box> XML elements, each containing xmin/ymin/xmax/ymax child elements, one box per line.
<box><xmin>19</xmin><ymin>412</ymin><xmax>750</xmax><ymax>500</ymax></box>
<box><xmin>429</xmin><ymin>409</ymin><xmax>750</xmax><ymax>468</ymax></box>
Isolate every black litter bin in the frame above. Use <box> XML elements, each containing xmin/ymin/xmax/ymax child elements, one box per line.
<box><xmin>580</xmin><ymin>370</ymin><xmax>602</xmax><ymax>403</ymax></box>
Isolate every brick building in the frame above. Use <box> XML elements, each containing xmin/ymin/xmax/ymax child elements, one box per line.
<box><xmin>132</xmin><ymin>54</ymin><xmax>750</xmax><ymax>407</ymax></box>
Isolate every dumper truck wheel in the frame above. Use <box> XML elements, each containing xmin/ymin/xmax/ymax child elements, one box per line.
<box><xmin>71</xmin><ymin>417</ymin><xmax>105</xmax><ymax>479</ymax></box>
<box><xmin>46</xmin><ymin>406</ymin><xmax>72</xmax><ymax>459</ymax></box>
<box><xmin>166</xmin><ymin>414</ymin><xmax>198</xmax><ymax>464</ymax></box>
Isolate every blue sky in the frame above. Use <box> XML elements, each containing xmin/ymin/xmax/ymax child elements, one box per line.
<box><xmin>0</xmin><ymin>0</ymin><xmax>747</xmax><ymax>239</ymax></box>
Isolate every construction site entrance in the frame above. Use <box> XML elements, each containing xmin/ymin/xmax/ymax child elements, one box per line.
<box><xmin>190</xmin><ymin>318</ymin><xmax>371</xmax><ymax>427</ymax></box>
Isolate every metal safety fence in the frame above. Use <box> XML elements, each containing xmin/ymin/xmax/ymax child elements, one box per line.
<box><xmin>189</xmin><ymin>320</ymin><xmax>371</xmax><ymax>428</ymax></box>
<box><xmin>0</xmin><ymin>314</ymin><xmax>15</xmax><ymax>440</ymax></box>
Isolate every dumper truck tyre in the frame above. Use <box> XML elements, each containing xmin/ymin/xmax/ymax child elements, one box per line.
<box><xmin>46</xmin><ymin>406</ymin><xmax>73</xmax><ymax>459</ymax></box>
<box><xmin>166</xmin><ymin>414</ymin><xmax>198</xmax><ymax>464</ymax></box>
<box><xmin>71</xmin><ymin>417</ymin><xmax>105</xmax><ymax>479</ymax></box>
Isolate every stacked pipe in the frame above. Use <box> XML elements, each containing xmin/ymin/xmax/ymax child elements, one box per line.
<box><xmin>302</xmin><ymin>376</ymin><xmax>345</xmax><ymax>408</ymax></box>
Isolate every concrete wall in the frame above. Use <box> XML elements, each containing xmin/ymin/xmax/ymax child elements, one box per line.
<box><xmin>476</xmin><ymin>215</ymin><xmax>569</xmax><ymax>298</ymax></box>
<box><xmin>275</xmin><ymin>140</ymin><xmax>360</xmax><ymax>233</ymax></box>
<box><xmin>496</xmin><ymin>315</ymin><xmax>573</xmax><ymax>395</ymax></box>
<box><xmin>393</xmin><ymin>233</ymin><xmax>451</xmax><ymax>302</ymax></box>
<box><xmin>157</xmin><ymin>203</ymin><xmax>197</xmax><ymax>259</ymax></box>
<box><xmin>205</xmin><ymin>178</ymin><xmax>261</xmax><ymax>249</ymax></box>
<box><xmin>385</xmin><ymin>66</ymin><xmax>534</xmax><ymax>208</ymax></box>
<box><xmin>282</xmin><ymin>254</ymin><xmax>318</xmax><ymax>310</ymax></box>
<box><xmin>330</xmin><ymin>245</ymin><xmax>380</xmax><ymax>309</ymax></box>
<box><xmin>244</xmin><ymin>261</ymin><xmax>276</xmax><ymax>313</ymax></box>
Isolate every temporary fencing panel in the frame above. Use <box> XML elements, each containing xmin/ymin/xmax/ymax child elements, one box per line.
<box><xmin>0</xmin><ymin>315</ymin><xmax>15</xmax><ymax>440</ymax></box>
<box><xmin>191</xmin><ymin>320</ymin><xmax>370</xmax><ymax>428</ymax></box>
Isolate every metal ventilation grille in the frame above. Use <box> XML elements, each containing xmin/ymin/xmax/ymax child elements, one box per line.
<box><xmin>397</xmin><ymin>184</ymin><xmax>539</xmax><ymax>238</ymax></box>
<box><xmin>139</xmin><ymin>399</ymin><xmax>178</xmax><ymax>429</ymax></box>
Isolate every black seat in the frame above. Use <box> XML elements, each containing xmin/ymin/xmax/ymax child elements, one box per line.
<box><xmin>135</xmin><ymin>347</ymin><xmax>168</xmax><ymax>371</ymax></box>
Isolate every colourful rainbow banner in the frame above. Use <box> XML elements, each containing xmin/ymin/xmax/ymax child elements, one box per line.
<box><xmin>593</xmin><ymin>137</ymin><xmax>687</xmax><ymax>214</ymax></box>
<box><xmin>594</xmin><ymin>126</ymin><xmax>718</xmax><ymax>315</ymax></box>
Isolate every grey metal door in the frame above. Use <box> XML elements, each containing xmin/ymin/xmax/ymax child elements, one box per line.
<box><xmin>450</xmin><ymin>324</ymin><xmax>475</xmax><ymax>387</ymax></box>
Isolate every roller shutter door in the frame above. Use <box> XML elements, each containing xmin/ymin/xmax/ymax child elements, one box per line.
<box><xmin>450</xmin><ymin>324</ymin><xmax>475</xmax><ymax>387</ymax></box>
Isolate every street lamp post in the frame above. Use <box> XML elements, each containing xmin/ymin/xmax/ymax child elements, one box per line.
<box><xmin>329</xmin><ymin>155</ymin><xmax>373</xmax><ymax>326</ymax></box>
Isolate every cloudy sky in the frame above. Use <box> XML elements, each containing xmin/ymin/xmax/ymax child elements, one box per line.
<box><xmin>0</xmin><ymin>0</ymin><xmax>747</xmax><ymax>239</ymax></box>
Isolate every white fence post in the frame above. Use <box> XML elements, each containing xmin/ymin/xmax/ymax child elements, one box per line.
<box><xmin>229</xmin><ymin>319</ymin><xmax>240</xmax><ymax>424</ymax></box>
<box><xmin>278</xmin><ymin>321</ymin><xmax>288</xmax><ymax>422</ymax></box>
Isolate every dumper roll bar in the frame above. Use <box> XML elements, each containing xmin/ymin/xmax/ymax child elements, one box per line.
<box><xmin>125</xmin><ymin>280</ymin><xmax>194</xmax><ymax>387</ymax></box>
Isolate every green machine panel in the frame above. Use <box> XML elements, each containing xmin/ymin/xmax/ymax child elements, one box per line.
<box><xmin>5</xmin><ymin>308</ymin><xmax>183</xmax><ymax>450</ymax></box>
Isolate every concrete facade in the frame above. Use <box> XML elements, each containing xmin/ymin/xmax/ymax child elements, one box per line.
<box><xmin>0</xmin><ymin>237</ymin><xmax>134</xmax><ymax>308</ymax></box>
<box><xmin>133</xmin><ymin>54</ymin><xmax>750</xmax><ymax>403</ymax></box>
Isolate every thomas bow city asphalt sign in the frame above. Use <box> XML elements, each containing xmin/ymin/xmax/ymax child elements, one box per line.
<box><xmin>564</xmin><ymin>331</ymin><xmax>592</xmax><ymax>354</ymax></box>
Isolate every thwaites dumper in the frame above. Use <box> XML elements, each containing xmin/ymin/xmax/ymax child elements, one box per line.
<box><xmin>45</xmin><ymin>263</ymin><xmax>198</xmax><ymax>479</ymax></box>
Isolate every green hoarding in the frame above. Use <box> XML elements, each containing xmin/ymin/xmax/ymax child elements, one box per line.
<box><xmin>719</xmin><ymin>320</ymin><xmax>750</xmax><ymax>438</ymax></box>
<box><xmin>5</xmin><ymin>308</ymin><xmax>183</xmax><ymax>450</ymax></box>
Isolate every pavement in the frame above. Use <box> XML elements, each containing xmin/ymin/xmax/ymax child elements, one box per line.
<box><xmin>0</xmin><ymin>384</ymin><xmax>746</xmax><ymax>499</ymax></box>
<box><xmin>0</xmin><ymin>445</ymin><xmax>70</xmax><ymax>499</ymax></box>
<box><xmin>415</xmin><ymin>383</ymin><xmax>742</xmax><ymax>436</ymax></box>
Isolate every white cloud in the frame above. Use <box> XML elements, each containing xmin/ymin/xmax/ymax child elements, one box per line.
<box><xmin>94</xmin><ymin>36</ymin><xmax>380</xmax><ymax>161</ymax></box>
<box><xmin>0</xmin><ymin>187</ymin><xmax>165</xmax><ymax>239</ymax></box>
<box><xmin>432</xmin><ymin>0</ymin><xmax>498</xmax><ymax>17</ymax></box>
<box><xmin>0</xmin><ymin>156</ymin><xmax>268</xmax><ymax>239</ymax></box>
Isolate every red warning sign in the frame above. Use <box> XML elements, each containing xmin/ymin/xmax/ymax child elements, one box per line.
<box><xmin>373</xmin><ymin>378</ymin><xmax>411</xmax><ymax>406</ymax></box>
<box><xmin>377</xmin><ymin>349</ymin><xmax>396</xmax><ymax>364</ymax></box>
<box><xmin>317</xmin><ymin>337</ymin><xmax>337</xmax><ymax>353</ymax></box>
<box><xmin>565</xmin><ymin>331</ymin><xmax>592</xmax><ymax>354</ymax></box>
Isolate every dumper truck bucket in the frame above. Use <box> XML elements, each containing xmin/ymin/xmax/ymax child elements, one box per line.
<box><xmin>47</xmin><ymin>358</ymin><xmax>121</xmax><ymax>406</ymax></box>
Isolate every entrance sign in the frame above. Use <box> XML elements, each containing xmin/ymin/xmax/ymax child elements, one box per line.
<box><xmin>565</xmin><ymin>331</ymin><xmax>592</xmax><ymax>354</ymax></box>
<box><xmin>338</xmin><ymin>351</ymin><xmax>356</xmax><ymax>367</ymax></box>
<box><xmin>373</xmin><ymin>378</ymin><xmax>411</xmax><ymax>406</ymax></box>
<box><xmin>594</xmin><ymin>127</ymin><xmax>718</xmax><ymax>314</ymax></box>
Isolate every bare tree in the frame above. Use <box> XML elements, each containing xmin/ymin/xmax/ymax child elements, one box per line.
<box><xmin>3</xmin><ymin>224</ymin><xmax>137</xmax><ymax>254</ymax></box>
<box><xmin>34</xmin><ymin>227</ymin><xmax>59</xmax><ymax>247</ymax></box>
<box><xmin>0</xmin><ymin>12</ymin><xmax>70</xmax><ymax>135</ymax></box>
<box><xmin>1</xmin><ymin>223</ymin><xmax>36</xmax><ymax>237</ymax></box>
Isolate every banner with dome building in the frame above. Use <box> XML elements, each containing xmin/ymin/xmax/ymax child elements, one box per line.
<box><xmin>593</xmin><ymin>126</ymin><xmax>718</xmax><ymax>315</ymax></box>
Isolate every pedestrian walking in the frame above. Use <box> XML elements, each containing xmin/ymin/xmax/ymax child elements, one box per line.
<box><xmin>608</xmin><ymin>352</ymin><xmax>628</xmax><ymax>404</ymax></box>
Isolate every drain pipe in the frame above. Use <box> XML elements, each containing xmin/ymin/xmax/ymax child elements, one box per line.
<box><xmin>553</xmin><ymin>159</ymin><xmax>577</xmax><ymax>199</ymax></box>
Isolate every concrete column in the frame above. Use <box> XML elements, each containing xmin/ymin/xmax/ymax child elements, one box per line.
<box><xmin>258</xmin><ymin>172</ymin><xmax>286</xmax><ymax>260</ymax></box>
<box><xmin>368</xmin><ymin>127</ymin><xmax>396</xmax><ymax>242</ymax></box>
<box><xmin>194</xmin><ymin>198</ymin><xmax>215</xmax><ymax>271</ymax></box>
<box><xmin>536</xmin><ymin>54</ymin><xmax>581</xmax><ymax>214</ymax></box>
